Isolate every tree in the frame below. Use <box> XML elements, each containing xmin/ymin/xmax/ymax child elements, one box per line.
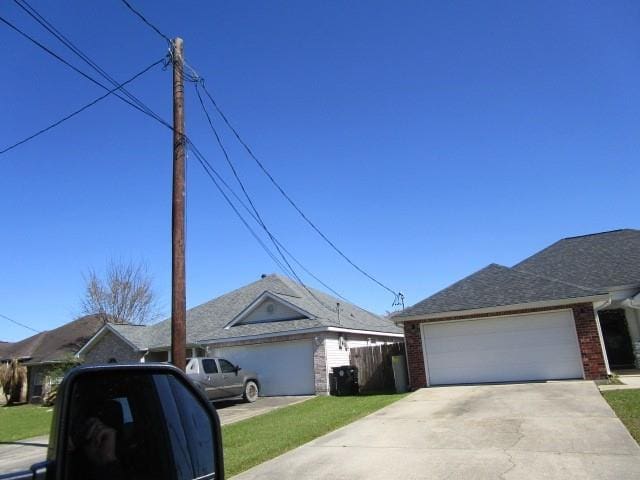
<box><xmin>82</xmin><ymin>259</ymin><xmax>160</xmax><ymax>325</ymax></box>
<box><xmin>1</xmin><ymin>359</ymin><xmax>27</xmax><ymax>405</ymax></box>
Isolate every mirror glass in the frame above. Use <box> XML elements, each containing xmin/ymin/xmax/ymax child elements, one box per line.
<box><xmin>62</xmin><ymin>370</ymin><xmax>217</xmax><ymax>480</ymax></box>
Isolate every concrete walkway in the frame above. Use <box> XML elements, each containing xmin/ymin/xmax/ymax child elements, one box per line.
<box><xmin>599</xmin><ymin>371</ymin><xmax>640</xmax><ymax>392</ymax></box>
<box><xmin>0</xmin><ymin>396</ymin><xmax>312</xmax><ymax>475</ymax></box>
<box><xmin>234</xmin><ymin>381</ymin><xmax>640</xmax><ymax>479</ymax></box>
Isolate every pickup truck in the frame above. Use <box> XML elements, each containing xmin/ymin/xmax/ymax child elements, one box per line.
<box><xmin>186</xmin><ymin>357</ymin><xmax>260</xmax><ymax>402</ymax></box>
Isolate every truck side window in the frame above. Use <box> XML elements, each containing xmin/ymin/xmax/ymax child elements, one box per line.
<box><xmin>202</xmin><ymin>359</ymin><xmax>218</xmax><ymax>374</ymax></box>
<box><xmin>219</xmin><ymin>359</ymin><xmax>235</xmax><ymax>373</ymax></box>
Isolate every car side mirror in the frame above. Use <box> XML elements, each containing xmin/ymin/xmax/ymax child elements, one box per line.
<box><xmin>1</xmin><ymin>364</ymin><xmax>225</xmax><ymax>480</ymax></box>
<box><xmin>234</xmin><ymin>366</ymin><xmax>240</xmax><ymax>375</ymax></box>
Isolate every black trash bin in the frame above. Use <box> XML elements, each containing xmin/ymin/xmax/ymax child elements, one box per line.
<box><xmin>331</xmin><ymin>365</ymin><xmax>359</xmax><ymax>395</ymax></box>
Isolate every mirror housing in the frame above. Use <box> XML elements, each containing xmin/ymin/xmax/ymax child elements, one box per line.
<box><xmin>4</xmin><ymin>364</ymin><xmax>225</xmax><ymax>480</ymax></box>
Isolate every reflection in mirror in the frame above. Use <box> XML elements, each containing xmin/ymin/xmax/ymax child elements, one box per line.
<box><xmin>63</xmin><ymin>370</ymin><xmax>217</xmax><ymax>480</ymax></box>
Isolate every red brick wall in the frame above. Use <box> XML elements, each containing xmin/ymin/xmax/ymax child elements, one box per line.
<box><xmin>402</xmin><ymin>302</ymin><xmax>607</xmax><ymax>389</ymax></box>
<box><xmin>572</xmin><ymin>304</ymin><xmax>608</xmax><ymax>379</ymax></box>
<box><xmin>403</xmin><ymin>321</ymin><xmax>427</xmax><ymax>389</ymax></box>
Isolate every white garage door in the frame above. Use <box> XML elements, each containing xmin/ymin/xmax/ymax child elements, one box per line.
<box><xmin>213</xmin><ymin>339</ymin><xmax>315</xmax><ymax>396</ymax></box>
<box><xmin>422</xmin><ymin>310</ymin><xmax>584</xmax><ymax>385</ymax></box>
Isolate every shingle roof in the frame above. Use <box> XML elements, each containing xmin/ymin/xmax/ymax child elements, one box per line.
<box><xmin>514</xmin><ymin>229</ymin><xmax>640</xmax><ymax>290</ymax></box>
<box><xmin>394</xmin><ymin>264</ymin><xmax>603</xmax><ymax>318</ymax></box>
<box><xmin>0</xmin><ymin>315</ymin><xmax>104</xmax><ymax>364</ymax></box>
<box><xmin>114</xmin><ymin>274</ymin><xmax>400</xmax><ymax>350</ymax></box>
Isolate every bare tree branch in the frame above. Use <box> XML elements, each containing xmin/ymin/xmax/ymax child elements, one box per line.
<box><xmin>81</xmin><ymin>259</ymin><xmax>160</xmax><ymax>325</ymax></box>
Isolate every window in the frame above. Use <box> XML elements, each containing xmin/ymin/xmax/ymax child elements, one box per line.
<box><xmin>218</xmin><ymin>359</ymin><xmax>236</xmax><ymax>373</ymax></box>
<box><xmin>201</xmin><ymin>359</ymin><xmax>218</xmax><ymax>374</ymax></box>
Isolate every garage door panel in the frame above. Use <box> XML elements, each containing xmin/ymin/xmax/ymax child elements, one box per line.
<box><xmin>430</xmin><ymin>328</ymin><xmax>576</xmax><ymax>354</ymax></box>
<box><xmin>214</xmin><ymin>340</ymin><xmax>315</xmax><ymax>396</ymax></box>
<box><xmin>423</xmin><ymin>311</ymin><xmax>584</xmax><ymax>385</ymax></box>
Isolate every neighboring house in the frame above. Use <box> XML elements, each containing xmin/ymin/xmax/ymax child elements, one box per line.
<box><xmin>79</xmin><ymin>274</ymin><xmax>403</xmax><ymax>396</ymax></box>
<box><xmin>394</xmin><ymin>229</ymin><xmax>640</xmax><ymax>389</ymax></box>
<box><xmin>0</xmin><ymin>315</ymin><xmax>104</xmax><ymax>402</ymax></box>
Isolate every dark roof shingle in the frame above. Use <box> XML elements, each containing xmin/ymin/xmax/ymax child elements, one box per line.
<box><xmin>514</xmin><ymin>229</ymin><xmax>640</xmax><ymax>290</ymax></box>
<box><xmin>113</xmin><ymin>274</ymin><xmax>401</xmax><ymax>350</ymax></box>
<box><xmin>0</xmin><ymin>315</ymin><xmax>104</xmax><ymax>364</ymax></box>
<box><xmin>394</xmin><ymin>264</ymin><xmax>603</xmax><ymax>318</ymax></box>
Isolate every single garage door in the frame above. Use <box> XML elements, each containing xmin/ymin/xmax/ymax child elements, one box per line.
<box><xmin>422</xmin><ymin>310</ymin><xmax>584</xmax><ymax>385</ymax></box>
<box><xmin>212</xmin><ymin>339</ymin><xmax>315</xmax><ymax>396</ymax></box>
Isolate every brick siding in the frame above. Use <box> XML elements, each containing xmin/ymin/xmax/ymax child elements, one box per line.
<box><xmin>403</xmin><ymin>302</ymin><xmax>607</xmax><ymax>389</ymax></box>
<box><xmin>81</xmin><ymin>330</ymin><xmax>142</xmax><ymax>364</ymax></box>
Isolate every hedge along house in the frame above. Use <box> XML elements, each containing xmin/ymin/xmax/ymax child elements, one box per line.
<box><xmin>394</xmin><ymin>229</ymin><xmax>640</xmax><ymax>389</ymax></box>
<box><xmin>78</xmin><ymin>274</ymin><xmax>403</xmax><ymax>396</ymax></box>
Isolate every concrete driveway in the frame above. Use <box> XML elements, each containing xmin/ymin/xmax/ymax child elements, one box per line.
<box><xmin>234</xmin><ymin>381</ymin><xmax>640</xmax><ymax>479</ymax></box>
<box><xmin>215</xmin><ymin>395</ymin><xmax>312</xmax><ymax>425</ymax></box>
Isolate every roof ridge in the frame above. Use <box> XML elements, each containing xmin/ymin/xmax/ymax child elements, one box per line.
<box><xmin>562</xmin><ymin>228</ymin><xmax>636</xmax><ymax>241</ymax></box>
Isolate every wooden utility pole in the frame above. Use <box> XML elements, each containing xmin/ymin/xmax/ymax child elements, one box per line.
<box><xmin>171</xmin><ymin>37</ymin><xmax>186</xmax><ymax>370</ymax></box>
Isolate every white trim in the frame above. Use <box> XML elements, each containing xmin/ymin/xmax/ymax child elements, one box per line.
<box><xmin>326</xmin><ymin>327</ymin><xmax>403</xmax><ymax>337</ymax></box>
<box><xmin>224</xmin><ymin>291</ymin><xmax>314</xmax><ymax>329</ymax></box>
<box><xmin>594</xmin><ymin>311</ymin><xmax>611</xmax><ymax>375</ymax></box>
<box><xmin>419</xmin><ymin>323</ymin><xmax>431</xmax><ymax>387</ymax></box>
<box><xmin>198</xmin><ymin>326</ymin><xmax>403</xmax><ymax>345</ymax></box>
<box><xmin>394</xmin><ymin>295</ymin><xmax>610</xmax><ymax>323</ymax></box>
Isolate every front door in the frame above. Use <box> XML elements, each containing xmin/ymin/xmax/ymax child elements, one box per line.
<box><xmin>599</xmin><ymin>309</ymin><xmax>636</xmax><ymax>369</ymax></box>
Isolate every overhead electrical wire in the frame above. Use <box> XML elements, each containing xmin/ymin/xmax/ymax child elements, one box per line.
<box><xmin>10</xmin><ymin>1</ymin><xmax>374</xmax><ymax>312</ymax></box>
<box><xmin>193</xmin><ymin>81</ymin><xmax>349</xmax><ymax>305</ymax></box>
<box><xmin>110</xmin><ymin>1</ymin><xmax>357</xmax><ymax>308</ymax></box>
<box><xmin>0</xmin><ymin>313</ymin><xmax>41</xmax><ymax>334</ymax></box>
<box><xmin>12</xmin><ymin>0</ymin><xmax>172</xmax><ymax>131</ymax></box>
<box><xmin>198</xmin><ymin>80</ymin><xmax>403</xmax><ymax>304</ymax></box>
<box><xmin>119</xmin><ymin>0</ymin><xmax>171</xmax><ymax>44</ymax></box>
<box><xmin>0</xmin><ymin>58</ymin><xmax>164</xmax><ymax>155</ymax></box>
<box><xmin>3</xmin><ymin>5</ymin><xmax>330</xmax><ymax>308</ymax></box>
<box><xmin>0</xmin><ymin>13</ymin><xmax>173</xmax><ymax>131</ymax></box>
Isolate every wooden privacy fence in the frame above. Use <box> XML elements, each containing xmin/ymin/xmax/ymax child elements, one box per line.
<box><xmin>349</xmin><ymin>342</ymin><xmax>405</xmax><ymax>393</ymax></box>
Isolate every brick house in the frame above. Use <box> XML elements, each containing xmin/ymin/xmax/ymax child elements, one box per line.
<box><xmin>78</xmin><ymin>274</ymin><xmax>403</xmax><ymax>396</ymax></box>
<box><xmin>394</xmin><ymin>229</ymin><xmax>640</xmax><ymax>389</ymax></box>
<box><xmin>0</xmin><ymin>315</ymin><xmax>103</xmax><ymax>403</ymax></box>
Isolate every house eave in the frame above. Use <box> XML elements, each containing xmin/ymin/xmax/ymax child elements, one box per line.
<box><xmin>198</xmin><ymin>326</ymin><xmax>403</xmax><ymax>345</ymax></box>
<box><xmin>393</xmin><ymin>294</ymin><xmax>610</xmax><ymax>323</ymax></box>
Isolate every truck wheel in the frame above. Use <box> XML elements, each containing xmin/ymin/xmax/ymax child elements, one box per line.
<box><xmin>243</xmin><ymin>380</ymin><xmax>259</xmax><ymax>403</ymax></box>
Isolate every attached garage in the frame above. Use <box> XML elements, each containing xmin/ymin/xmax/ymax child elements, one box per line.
<box><xmin>421</xmin><ymin>310</ymin><xmax>585</xmax><ymax>385</ymax></box>
<box><xmin>212</xmin><ymin>339</ymin><xmax>315</xmax><ymax>396</ymax></box>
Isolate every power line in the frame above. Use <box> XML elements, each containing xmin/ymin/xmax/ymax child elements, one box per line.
<box><xmin>0</xmin><ymin>13</ymin><xmax>173</xmax><ymax>131</ymax></box>
<box><xmin>119</xmin><ymin>0</ymin><xmax>171</xmax><ymax>44</ymax></box>
<box><xmin>193</xmin><ymin>83</ymin><xmax>349</xmax><ymax>303</ymax></box>
<box><xmin>12</xmin><ymin>0</ymin><xmax>171</xmax><ymax>131</ymax></box>
<box><xmin>1</xmin><ymin>58</ymin><xmax>164</xmax><ymax>155</ymax></box>
<box><xmin>187</xmin><ymin>140</ymin><xmax>342</xmax><ymax>313</ymax></box>
<box><xmin>9</xmin><ymin>3</ymin><xmax>359</xmax><ymax>311</ymax></box>
<box><xmin>0</xmin><ymin>313</ymin><xmax>41</xmax><ymax>334</ymax></box>
<box><xmin>198</xmin><ymin>79</ymin><xmax>401</xmax><ymax>301</ymax></box>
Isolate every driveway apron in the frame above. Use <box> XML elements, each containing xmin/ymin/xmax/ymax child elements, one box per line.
<box><xmin>233</xmin><ymin>381</ymin><xmax>640</xmax><ymax>479</ymax></box>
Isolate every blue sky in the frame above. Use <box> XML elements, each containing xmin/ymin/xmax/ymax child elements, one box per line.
<box><xmin>1</xmin><ymin>1</ymin><xmax>638</xmax><ymax>341</ymax></box>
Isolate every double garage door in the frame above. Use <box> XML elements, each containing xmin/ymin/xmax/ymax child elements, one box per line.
<box><xmin>213</xmin><ymin>339</ymin><xmax>315</xmax><ymax>396</ymax></box>
<box><xmin>421</xmin><ymin>310</ymin><xmax>584</xmax><ymax>385</ymax></box>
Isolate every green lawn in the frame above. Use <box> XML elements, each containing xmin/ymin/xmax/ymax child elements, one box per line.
<box><xmin>222</xmin><ymin>394</ymin><xmax>407</xmax><ymax>478</ymax></box>
<box><xmin>0</xmin><ymin>393</ymin><xmax>406</xmax><ymax>478</ymax></box>
<box><xmin>0</xmin><ymin>404</ymin><xmax>53</xmax><ymax>442</ymax></box>
<box><xmin>602</xmin><ymin>389</ymin><xmax>640</xmax><ymax>443</ymax></box>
